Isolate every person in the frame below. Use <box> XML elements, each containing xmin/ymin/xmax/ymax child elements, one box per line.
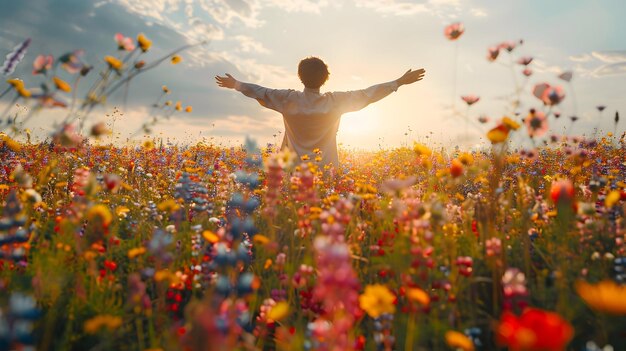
<box><xmin>215</xmin><ymin>57</ymin><xmax>425</xmax><ymax>167</ymax></box>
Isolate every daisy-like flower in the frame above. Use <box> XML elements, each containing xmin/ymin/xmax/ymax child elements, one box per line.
<box><xmin>137</xmin><ymin>33</ymin><xmax>152</xmax><ymax>52</ymax></box>
<box><xmin>114</xmin><ymin>33</ymin><xmax>135</xmax><ymax>51</ymax></box>
<box><xmin>53</xmin><ymin>76</ymin><xmax>71</xmax><ymax>92</ymax></box>
<box><xmin>524</xmin><ymin>109</ymin><xmax>549</xmax><ymax>137</ymax></box>
<box><xmin>32</xmin><ymin>54</ymin><xmax>53</xmax><ymax>75</ymax></box>
<box><xmin>359</xmin><ymin>284</ymin><xmax>396</xmax><ymax>318</ymax></box>
<box><xmin>104</xmin><ymin>55</ymin><xmax>123</xmax><ymax>71</ymax></box>
<box><xmin>533</xmin><ymin>83</ymin><xmax>565</xmax><ymax>106</ymax></box>
<box><xmin>444</xmin><ymin>22</ymin><xmax>464</xmax><ymax>40</ymax></box>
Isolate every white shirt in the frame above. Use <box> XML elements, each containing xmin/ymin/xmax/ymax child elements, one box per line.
<box><xmin>234</xmin><ymin>80</ymin><xmax>400</xmax><ymax>167</ymax></box>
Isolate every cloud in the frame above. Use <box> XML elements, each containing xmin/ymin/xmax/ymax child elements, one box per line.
<box><xmin>354</xmin><ymin>0</ymin><xmax>461</xmax><ymax>18</ymax></box>
<box><xmin>233</xmin><ymin>35</ymin><xmax>270</xmax><ymax>54</ymax></box>
<box><xmin>469</xmin><ymin>8</ymin><xmax>487</xmax><ymax>17</ymax></box>
<box><xmin>532</xmin><ymin>59</ymin><xmax>562</xmax><ymax>74</ymax></box>
<box><xmin>569</xmin><ymin>53</ymin><xmax>592</xmax><ymax>62</ymax></box>
<box><xmin>592</xmin><ymin>62</ymin><xmax>626</xmax><ymax>77</ymax></box>
<box><xmin>591</xmin><ymin>51</ymin><xmax>626</xmax><ymax>63</ymax></box>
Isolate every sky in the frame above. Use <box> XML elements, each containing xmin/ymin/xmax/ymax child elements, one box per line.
<box><xmin>0</xmin><ymin>0</ymin><xmax>625</xmax><ymax>150</ymax></box>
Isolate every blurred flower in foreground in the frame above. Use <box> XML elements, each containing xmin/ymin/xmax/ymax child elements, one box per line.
<box><xmin>115</xmin><ymin>33</ymin><xmax>135</xmax><ymax>51</ymax></box>
<box><xmin>137</xmin><ymin>33</ymin><xmax>152</xmax><ymax>52</ymax></box>
<box><xmin>550</xmin><ymin>179</ymin><xmax>575</xmax><ymax>206</ymax></box>
<box><xmin>32</xmin><ymin>54</ymin><xmax>53</xmax><ymax>75</ymax></box>
<box><xmin>575</xmin><ymin>280</ymin><xmax>626</xmax><ymax>315</ymax></box>
<box><xmin>533</xmin><ymin>83</ymin><xmax>565</xmax><ymax>106</ymax></box>
<box><xmin>524</xmin><ymin>109</ymin><xmax>549</xmax><ymax>138</ymax></box>
<box><xmin>461</xmin><ymin>95</ymin><xmax>480</xmax><ymax>106</ymax></box>
<box><xmin>359</xmin><ymin>284</ymin><xmax>396</xmax><ymax>318</ymax></box>
<box><xmin>487</xmin><ymin>46</ymin><xmax>500</xmax><ymax>62</ymax></box>
<box><xmin>496</xmin><ymin>308</ymin><xmax>573</xmax><ymax>351</ymax></box>
<box><xmin>445</xmin><ymin>330</ymin><xmax>475</xmax><ymax>351</ymax></box>
<box><xmin>487</xmin><ymin>117</ymin><xmax>521</xmax><ymax>144</ymax></box>
<box><xmin>444</xmin><ymin>22</ymin><xmax>464</xmax><ymax>40</ymax></box>
<box><xmin>1</xmin><ymin>37</ymin><xmax>30</xmax><ymax>76</ymax></box>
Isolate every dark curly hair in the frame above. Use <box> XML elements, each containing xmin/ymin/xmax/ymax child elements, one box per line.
<box><xmin>298</xmin><ymin>57</ymin><xmax>329</xmax><ymax>89</ymax></box>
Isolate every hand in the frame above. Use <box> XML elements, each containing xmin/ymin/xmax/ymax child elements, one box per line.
<box><xmin>396</xmin><ymin>68</ymin><xmax>425</xmax><ymax>86</ymax></box>
<box><xmin>215</xmin><ymin>73</ymin><xmax>237</xmax><ymax>89</ymax></box>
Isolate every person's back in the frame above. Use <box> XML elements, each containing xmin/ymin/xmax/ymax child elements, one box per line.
<box><xmin>215</xmin><ymin>57</ymin><xmax>425</xmax><ymax>167</ymax></box>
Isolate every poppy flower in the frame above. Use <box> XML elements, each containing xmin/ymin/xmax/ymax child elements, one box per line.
<box><xmin>558</xmin><ymin>71</ymin><xmax>573</xmax><ymax>82</ymax></box>
<box><xmin>32</xmin><ymin>54</ymin><xmax>53</xmax><ymax>75</ymax></box>
<box><xmin>498</xmin><ymin>41</ymin><xmax>516</xmax><ymax>52</ymax></box>
<box><xmin>524</xmin><ymin>110</ymin><xmax>549</xmax><ymax>137</ymax></box>
<box><xmin>444</xmin><ymin>22</ymin><xmax>464</xmax><ymax>40</ymax></box>
<box><xmin>496</xmin><ymin>308</ymin><xmax>573</xmax><ymax>351</ymax></box>
<box><xmin>532</xmin><ymin>83</ymin><xmax>565</xmax><ymax>106</ymax></box>
<box><xmin>487</xmin><ymin>46</ymin><xmax>500</xmax><ymax>62</ymax></box>
<box><xmin>461</xmin><ymin>95</ymin><xmax>480</xmax><ymax>106</ymax></box>
<box><xmin>550</xmin><ymin>179</ymin><xmax>575</xmax><ymax>205</ymax></box>
<box><xmin>517</xmin><ymin>57</ymin><xmax>533</xmax><ymax>66</ymax></box>
<box><xmin>114</xmin><ymin>33</ymin><xmax>135</xmax><ymax>51</ymax></box>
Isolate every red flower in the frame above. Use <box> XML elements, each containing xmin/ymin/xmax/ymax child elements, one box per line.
<box><xmin>496</xmin><ymin>308</ymin><xmax>573</xmax><ymax>351</ymax></box>
<box><xmin>444</xmin><ymin>22</ymin><xmax>464</xmax><ymax>40</ymax></box>
<box><xmin>550</xmin><ymin>179</ymin><xmax>575</xmax><ymax>205</ymax></box>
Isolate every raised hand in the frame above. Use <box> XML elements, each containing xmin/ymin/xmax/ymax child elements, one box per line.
<box><xmin>396</xmin><ymin>68</ymin><xmax>426</xmax><ymax>86</ymax></box>
<box><xmin>215</xmin><ymin>73</ymin><xmax>237</xmax><ymax>89</ymax></box>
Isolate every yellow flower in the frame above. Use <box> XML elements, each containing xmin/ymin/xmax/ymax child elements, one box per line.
<box><xmin>406</xmin><ymin>287</ymin><xmax>430</xmax><ymax>306</ymax></box>
<box><xmin>487</xmin><ymin>125</ymin><xmax>509</xmax><ymax>144</ymax></box>
<box><xmin>202</xmin><ymin>230</ymin><xmax>220</xmax><ymax>243</ymax></box>
<box><xmin>502</xmin><ymin>116</ymin><xmax>521</xmax><ymax>130</ymax></box>
<box><xmin>445</xmin><ymin>331</ymin><xmax>475</xmax><ymax>351</ymax></box>
<box><xmin>359</xmin><ymin>284</ymin><xmax>396</xmax><ymax>318</ymax></box>
<box><xmin>252</xmin><ymin>234</ymin><xmax>270</xmax><ymax>245</ymax></box>
<box><xmin>142</xmin><ymin>140</ymin><xmax>155</xmax><ymax>150</ymax></box>
<box><xmin>128</xmin><ymin>247</ymin><xmax>147</xmax><ymax>259</ymax></box>
<box><xmin>171</xmin><ymin>55</ymin><xmax>182</xmax><ymax>64</ymax></box>
<box><xmin>576</xmin><ymin>280</ymin><xmax>626</xmax><ymax>315</ymax></box>
<box><xmin>104</xmin><ymin>55</ymin><xmax>123</xmax><ymax>70</ymax></box>
<box><xmin>7</xmin><ymin>78</ymin><xmax>24</xmax><ymax>90</ymax></box>
<box><xmin>86</xmin><ymin>204</ymin><xmax>113</xmax><ymax>227</ymax></box>
<box><xmin>137</xmin><ymin>33</ymin><xmax>152</xmax><ymax>52</ymax></box>
<box><xmin>605</xmin><ymin>190</ymin><xmax>620</xmax><ymax>208</ymax></box>
<box><xmin>1</xmin><ymin>133</ymin><xmax>22</xmax><ymax>152</ymax></box>
<box><xmin>53</xmin><ymin>76</ymin><xmax>72</xmax><ymax>92</ymax></box>
<box><xmin>157</xmin><ymin>198</ymin><xmax>180</xmax><ymax>212</ymax></box>
<box><xmin>267</xmin><ymin>301</ymin><xmax>290</xmax><ymax>322</ymax></box>
<box><xmin>84</xmin><ymin>315</ymin><xmax>123</xmax><ymax>334</ymax></box>
<box><xmin>413</xmin><ymin>142</ymin><xmax>432</xmax><ymax>156</ymax></box>
<box><xmin>162</xmin><ymin>85</ymin><xmax>170</xmax><ymax>94</ymax></box>
<box><xmin>175</xmin><ymin>101</ymin><xmax>182</xmax><ymax>111</ymax></box>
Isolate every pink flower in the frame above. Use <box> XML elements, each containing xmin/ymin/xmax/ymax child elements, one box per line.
<box><xmin>115</xmin><ymin>33</ymin><xmax>135</xmax><ymax>51</ymax></box>
<box><xmin>485</xmin><ymin>237</ymin><xmax>502</xmax><ymax>257</ymax></box>
<box><xmin>522</xmin><ymin>68</ymin><xmax>533</xmax><ymax>77</ymax></box>
<box><xmin>32</xmin><ymin>55</ymin><xmax>53</xmax><ymax>75</ymax></box>
<box><xmin>516</xmin><ymin>56</ymin><xmax>533</xmax><ymax>66</ymax></box>
<box><xmin>524</xmin><ymin>109</ymin><xmax>549</xmax><ymax>137</ymax></box>
<box><xmin>498</xmin><ymin>41</ymin><xmax>516</xmax><ymax>52</ymax></box>
<box><xmin>532</xmin><ymin>83</ymin><xmax>565</xmax><ymax>106</ymax></box>
<box><xmin>502</xmin><ymin>268</ymin><xmax>528</xmax><ymax>298</ymax></box>
<box><xmin>487</xmin><ymin>46</ymin><xmax>500</xmax><ymax>62</ymax></box>
<box><xmin>461</xmin><ymin>95</ymin><xmax>480</xmax><ymax>106</ymax></box>
<box><xmin>444</xmin><ymin>22</ymin><xmax>464</xmax><ymax>40</ymax></box>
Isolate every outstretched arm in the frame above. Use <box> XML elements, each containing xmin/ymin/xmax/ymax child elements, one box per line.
<box><xmin>333</xmin><ymin>68</ymin><xmax>426</xmax><ymax>113</ymax></box>
<box><xmin>215</xmin><ymin>73</ymin><xmax>293</xmax><ymax>113</ymax></box>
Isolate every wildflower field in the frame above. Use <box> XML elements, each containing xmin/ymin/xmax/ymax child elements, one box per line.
<box><xmin>1</xmin><ymin>25</ymin><xmax>626</xmax><ymax>351</ymax></box>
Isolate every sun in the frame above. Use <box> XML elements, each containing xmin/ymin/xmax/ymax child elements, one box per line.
<box><xmin>338</xmin><ymin>107</ymin><xmax>384</xmax><ymax>149</ymax></box>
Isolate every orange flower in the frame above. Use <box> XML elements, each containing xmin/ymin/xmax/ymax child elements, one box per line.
<box><xmin>450</xmin><ymin>159</ymin><xmax>463</xmax><ymax>178</ymax></box>
<box><xmin>171</xmin><ymin>55</ymin><xmax>182</xmax><ymax>64</ymax></box>
<box><xmin>137</xmin><ymin>33</ymin><xmax>152</xmax><ymax>52</ymax></box>
<box><xmin>445</xmin><ymin>331</ymin><xmax>474</xmax><ymax>351</ymax></box>
<box><xmin>576</xmin><ymin>280</ymin><xmax>626</xmax><ymax>315</ymax></box>
<box><xmin>175</xmin><ymin>101</ymin><xmax>182</xmax><ymax>111</ymax></box>
<box><xmin>53</xmin><ymin>76</ymin><xmax>72</xmax><ymax>92</ymax></box>
<box><xmin>185</xmin><ymin>106</ymin><xmax>192</xmax><ymax>113</ymax></box>
<box><xmin>406</xmin><ymin>287</ymin><xmax>430</xmax><ymax>306</ymax></box>
<box><xmin>104</xmin><ymin>55</ymin><xmax>123</xmax><ymax>70</ymax></box>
